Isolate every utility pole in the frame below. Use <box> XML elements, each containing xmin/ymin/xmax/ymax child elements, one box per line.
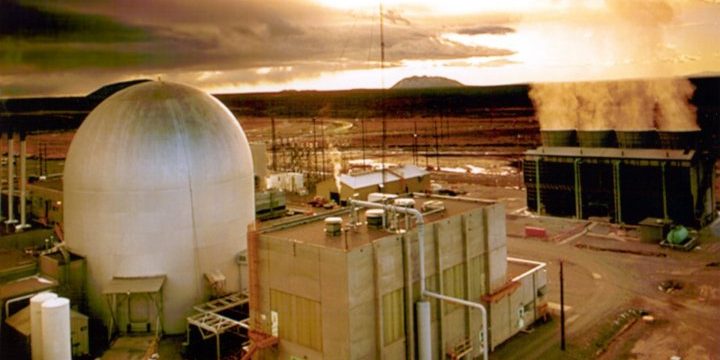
<box><xmin>321</xmin><ymin>119</ymin><xmax>326</xmax><ymax>180</ymax></box>
<box><xmin>434</xmin><ymin>118</ymin><xmax>440</xmax><ymax>171</ymax></box>
<box><xmin>413</xmin><ymin>120</ymin><xmax>418</xmax><ymax>166</ymax></box>
<box><xmin>312</xmin><ymin>117</ymin><xmax>318</xmax><ymax>179</ymax></box>
<box><xmin>361</xmin><ymin>118</ymin><xmax>366</xmax><ymax>168</ymax></box>
<box><xmin>271</xmin><ymin>117</ymin><xmax>277</xmax><ymax>171</ymax></box>
<box><xmin>560</xmin><ymin>260</ymin><xmax>566</xmax><ymax>351</ymax></box>
<box><xmin>425</xmin><ymin>121</ymin><xmax>429</xmax><ymax>169</ymax></box>
<box><xmin>379</xmin><ymin>2</ymin><xmax>386</xmax><ymax>192</ymax></box>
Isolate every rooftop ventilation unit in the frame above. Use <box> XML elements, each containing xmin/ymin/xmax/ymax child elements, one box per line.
<box><xmin>393</xmin><ymin>198</ymin><xmax>416</xmax><ymax>208</ymax></box>
<box><xmin>324</xmin><ymin>217</ymin><xmax>342</xmax><ymax>236</ymax></box>
<box><xmin>366</xmin><ymin>209</ymin><xmax>385</xmax><ymax>229</ymax></box>
<box><xmin>421</xmin><ymin>200</ymin><xmax>445</xmax><ymax>212</ymax></box>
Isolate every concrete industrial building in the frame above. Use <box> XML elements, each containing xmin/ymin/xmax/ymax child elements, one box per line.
<box><xmin>251</xmin><ymin>195</ymin><xmax>547</xmax><ymax>359</ymax></box>
<box><xmin>315</xmin><ymin>164</ymin><xmax>430</xmax><ymax>203</ymax></box>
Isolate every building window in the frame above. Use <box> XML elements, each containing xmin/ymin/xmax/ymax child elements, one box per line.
<box><xmin>382</xmin><ymin>288</ymin><xmax>405</xmax><ymax>345</ymax></box>
<box><xmin>270</xmin><ymin>289</ymin><xmax>323</xmax><ymax>351</ymax></box>
<box><xmin>443</xmin><ymin>263</ymin><xmax>467</xmax><ymax>314</ymax></box>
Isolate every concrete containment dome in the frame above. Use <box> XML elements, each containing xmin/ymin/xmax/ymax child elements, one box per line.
<box><xmin>63</xmin><ymin>81</ymin><xmax>255</xmax><ymax>334</ymax></box>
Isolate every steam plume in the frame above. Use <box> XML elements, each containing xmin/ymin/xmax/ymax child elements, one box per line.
<box><xmin>529</xmin><ymin>0</ymin><xmax>697</xmax><ymax>131</ymax></box>
<box><xmin>328</xmin><ymin>142</ymin><xmax>344</xmax><ymax>196</ymax></box>
<box><xmin>530</xmin><ymin>79</ymin><xmax>697</xmax><ymax>131</ymax></box>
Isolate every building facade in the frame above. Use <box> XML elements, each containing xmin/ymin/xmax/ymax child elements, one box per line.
<box><xmin>252</xmin><ymin>196</ymin><xmax>547</xmax><ymax>359</ymax></box>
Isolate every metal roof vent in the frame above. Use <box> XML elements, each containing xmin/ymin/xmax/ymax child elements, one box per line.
<box><xmin>366</xmin><ymin>209</ymin><xmax>385</xmax><ymax>229</ymax></box>
<box><xmin>325</xmin><ymin>217</ymin><xmax>342</xmax><ymax>236</ymax></box>
<box><xmin>421</xmin><ymin>200</ymin><xmax>445</xmax><ymax>212</ymax></box>
<box><xmin>393</xmin><ymin>198</ymin><xmax>416</xmax><ymax>208</ymax></box>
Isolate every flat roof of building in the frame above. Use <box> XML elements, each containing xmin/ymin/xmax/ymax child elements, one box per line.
<box><xmin>0</xmin><ymin>275</ymin><xmax>58</xmax><ymax>302</ymax></box>
<box><xmin>261</xmin><ymin>195</ymin><xmax>494</xmax><ymax>251</ymax></box>
<box><xmin>507</xmin><ymin>260</ymin><xmax>537</xmax><ymax>281</ymax></box>
<box><xmin>526</xmin><ymin>146</ymin><xmax>696</xmax><ymax>161</ymax></box>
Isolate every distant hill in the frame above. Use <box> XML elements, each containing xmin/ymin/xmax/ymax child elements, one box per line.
<box><xmin>86</xmin><ymin>79</ymin><xmax>151</xmax><ymax>101</ymax></box>
<box><xmin>392</xmin><ymin>76</ymin><xmax>464</xmax><ymax>89</ymax></box>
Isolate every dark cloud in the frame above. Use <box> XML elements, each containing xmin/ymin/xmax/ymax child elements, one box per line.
<box><xmin>0</xmin><ymin>0</ymin><xmax>516</xmax><ymax>96</ymax></box>
<box><xmin>0</xmin><ymin>1</ymin><xmax>147</xmax><ymax>42</ymax></box>
<box><xmin>457</xmin><ymin>25</ymin><xmax>515</xmax><ymax>35</ymax></box>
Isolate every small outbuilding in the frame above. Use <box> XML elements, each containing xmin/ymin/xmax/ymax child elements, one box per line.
<box><xmin>315</xmin><ymin>164</ymin><xmax>430</xmax><ymax>203</ymax></box>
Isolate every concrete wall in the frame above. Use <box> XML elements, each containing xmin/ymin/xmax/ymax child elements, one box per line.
<box><xmin>488</xmin><ymin>262</ymin><xmax>548</xmax><ymax>349</ymax></box>
<box><xmin>250</xmin><ymin>142</ymin><xmax>269</xmax><ymax>179</ymax></box>
<box><xmin>257</xmin><ymin>236</ymin><xmax>350</xmax><ymax>359</ymax></box>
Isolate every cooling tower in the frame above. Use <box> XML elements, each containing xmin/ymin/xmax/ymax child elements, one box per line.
<box><xmin>63</xmin><ymin>81</ymin><xmax>255</xmax><ymax>334</ymax></box>
<box><xmin>540</xmin><ymin>130</ymin><xmax>578</xmax><ymax>147</ymax></box>
<box><xmin>577</xmin><ymin>130</ymin><xmax>617</xmax><ymax>148</ymax></box>
<box><xmin>615</xmin><ymin>130</ymin><xmax>659</xmax><ymax>149</ymax></box>
<box><xmin>657</xmin><ymin>130</ymin><xmax>701</xmax><ymax>150</ymax></box>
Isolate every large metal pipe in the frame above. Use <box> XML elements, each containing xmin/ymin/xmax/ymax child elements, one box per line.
<box><xmin>416</xmin><ymin>301</ymin><xmax>432</xmax><ymax>360</ymax></box>
<box><xmin>349</xmin><ymin>199</ymin><xmax>488</xmax><ymax>360</ymax></box>
<box><xmin>350</xmin><ymin>199</ymin><xmax>425</xmax><ymax>290</ymax></box>
<box><xmin>18</xmin><ymin>131</ymin><xmax>29</xmax><ymax>230</ymax></box>
<box><xmin>5</xmin><ymin>131</ymin><xmax>16</xmax><ymax>225</ymax></box>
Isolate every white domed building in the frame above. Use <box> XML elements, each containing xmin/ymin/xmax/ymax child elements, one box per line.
<box><xmin>63</xmin><ymin>81</ymin><xmax>255</xmax><ymax>334</ymax></box>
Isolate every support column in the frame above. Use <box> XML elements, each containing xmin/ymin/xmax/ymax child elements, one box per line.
<box><xmin>434</xmin><ymin>224</ymin><xmax>445</xmax><ymax>359</ymax></box>
<box><xmin>18</xmin><ymin>130</ymin><xmax>30</xmax><ymax>230</ymax></box>
<box><xmin>402</xmin><ymin>235</ymin><xmax>415</xmax><ymax>360</ymax></box>
<box><xmin>5</xmin><ymin>130</ymin><xmax>17</xmax><ymax>225</ymax></box>
<box><xmin>534</xmin><ymin>158</ymin><xmax>542</xmax><ymax>215</ymax></box>
<box><xmin>573</xmin><ymin>158</ymin><xmax>583</xmax><ymax>219</ymax></box>
<box><xmin>661</xmin><ymin>162</ymin><xmax>669</xmax><ymax>221</ymax></box>
<box><xmin>612</xmin><ymin>160</ymin><xmax>622</xmax><ymax>224</ymax></box>
<box><xmin>0</xmin><ymin>131</ymin><xmax>5</xmax><ymax>221</ymax></box>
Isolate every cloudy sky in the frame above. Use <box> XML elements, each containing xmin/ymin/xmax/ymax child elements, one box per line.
<box><xmin>1</xmin><ymin>0</ymin><xmax>718</xmax><ymax>97</ymax></box>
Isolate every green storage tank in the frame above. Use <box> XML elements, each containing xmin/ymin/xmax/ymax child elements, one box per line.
<box><xmin>666</xmin><ymin>226</ymin><xmax>689</xmax><ymax>245</ymax></box>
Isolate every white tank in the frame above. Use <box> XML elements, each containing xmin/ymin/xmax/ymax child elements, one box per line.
<box><xmin>31</xmin><ymin>292</ymin><xmax>58</xmax><ymax>360</ymax></box>
<box><xmin>41</xmin><ymin>297</ymin><xmax>71</xmax><ymax>360</ymax></box>
<box><xmin>63</xmin><ymin>81</ymin><xmax>255</xmax><ymax>334</ymax></box>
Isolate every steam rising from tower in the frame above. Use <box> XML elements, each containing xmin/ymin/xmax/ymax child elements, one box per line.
<box><xmin>530</xmin><ymin>79</ymin><xmax>697</xmax><ymax>131</ymax></box>
<box><xmin>529</xmin><ymin>0</ymin><xmax>697</xmax><ymax>132</ymax></box>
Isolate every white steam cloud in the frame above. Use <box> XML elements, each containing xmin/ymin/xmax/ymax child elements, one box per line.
<box><xmin>529</xmin><ymin>0</ymin><xmax>698</xmax><ymax>131</ymax></box>
<box><xmin>530</xmin><ymin>79</ymin><xmax>697</xmax><ymax>130</ymax></box>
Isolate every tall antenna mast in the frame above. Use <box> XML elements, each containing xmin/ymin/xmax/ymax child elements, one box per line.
<box><xmin>380</xmin><ymin>2</ymin><xmax>387</xmax><ymax>192</ymax></box>
<box><xmin>361</xmin><ymin>118</ymin><xmax>366</xmax><ymax>167</ymax></box>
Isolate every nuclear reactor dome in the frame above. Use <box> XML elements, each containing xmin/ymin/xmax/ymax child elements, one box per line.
<box><xmin>63</xmin><ymin>81</ymin><xmax>255</xmax><ymax>334</ymax></box>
